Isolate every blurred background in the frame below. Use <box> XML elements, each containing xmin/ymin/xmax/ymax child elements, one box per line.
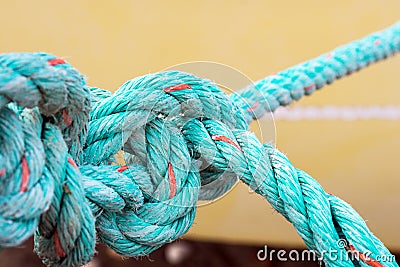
<box><xmin>0</xmin><ymin>1</ymin><xmax>399</xmax><ymax>266</ymax></box>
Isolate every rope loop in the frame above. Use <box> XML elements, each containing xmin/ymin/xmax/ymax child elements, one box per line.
<box><xmin>1</xmin><ymin>20</ymin><xmax>399</xmax><ymax>267</ymax></box>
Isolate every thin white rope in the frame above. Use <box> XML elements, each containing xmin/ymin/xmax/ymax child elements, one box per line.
<box><xmin>273</xmin><ymin>105</ymin><xmax>400</xmax><ymax>121</ymax></box>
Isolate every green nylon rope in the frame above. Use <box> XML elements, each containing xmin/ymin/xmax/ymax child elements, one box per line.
<box><xmin>233</xmin><ymin>21</ymin><xmax>400</xmax><ymax>123</ymax></box>
<box><xmin>0</xmin><ymin>21</ymin><xmax>399</xmax><ymax>267</ymax></box>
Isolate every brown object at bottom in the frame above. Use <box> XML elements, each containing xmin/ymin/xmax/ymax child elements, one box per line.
<box><xmin>1</xmin><ymin>238</ymin><xmax>399</xmax><ymax>267</ymax></box>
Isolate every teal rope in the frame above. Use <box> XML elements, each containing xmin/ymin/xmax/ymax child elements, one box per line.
<box><xmin>0</xmin><ymin>53</ymin><xmax>95</xmax><ymax>266</ymax></box>
<box><xmin>85</xmin><ymin>71</ymin><xmax>398</xmax><ymax>267</ymax></box>
<box><xmin>0</xmin><ymin>21</ymin><xmax>399</xmax><ymax>267</ymax></box>
<box><xmin>232</xmin><ymin>21</ymin><xmax>400</xmax><ymax>123</ymax></box>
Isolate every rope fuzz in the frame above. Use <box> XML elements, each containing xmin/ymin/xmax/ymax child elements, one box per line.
<box><xmin>1</xmin><ymin>21</ymin><xmax>399</xmax><ymax>267</ymax></box>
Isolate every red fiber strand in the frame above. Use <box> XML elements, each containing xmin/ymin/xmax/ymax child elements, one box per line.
<box><xmin>117</xmin><ymin>165</ymin><xmax>129</xmax><ymax>172</ymax></box>
<box><xmin>48</xmin><ymin>58</ymin><xmax>66</xmax><ymax>66</ymax></box>
<box><xmin>20</xmin><ymin>156</ymin><xmax>30</xmax><ymax>193</ymax></box>
<box><xmin>304</xmin><ymin>84</ymin><xmax>315</xmax><ymax>91</ymax></box>
<box><xmin>54</xmin><ymin>230</ymin><xmax>66</xmax><ymax>258</ymax></box>
<box><xmin>168</xmin><ymin>163</ymin><xmax>177</xmax><ymax>198</ymax></box>
<box><xmin>246</xmin><ymin>102</ymin><xmax>260</xmax><ymax>112</ymax></box>
<box><xmin>164</xmin><ymin>84</ymin><xmax>191</xmax><ymax>93</ymax></box>
<box><xmin>211</xmin><ymin>135</ymin><xmax>242</xmax><ymax>152</ymax></box>
<box><xmin>67</xmin><ymin>158</ymin><xmax>78</xmax><ymax>169</ymax></box>
<box><xmin>62</xmin><ymin>109</ymin><xmax>73</xmax><ymax>127</ymax></box>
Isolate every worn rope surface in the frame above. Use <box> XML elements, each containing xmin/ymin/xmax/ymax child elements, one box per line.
<box><xmin>0</xmin><ymin>53</ymin><xmax>95</xmax><ymax>266</ymax></box>
<box><xmin>0</xmin><ymin>21</ymin><xmax>399</xmax><ymax>267</ymax></box>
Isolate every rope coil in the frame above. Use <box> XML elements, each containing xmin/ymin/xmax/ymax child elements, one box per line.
<box><xmin>0</xmin><ymin>21</ymin><xmax>399</xmax><ymax>267</ymax></box>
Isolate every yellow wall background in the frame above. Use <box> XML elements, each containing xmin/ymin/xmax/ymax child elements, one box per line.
<box><xmin>1</xmin><ymin>1</ymin><xmax>399</xmax><ymax>249</ymax></box>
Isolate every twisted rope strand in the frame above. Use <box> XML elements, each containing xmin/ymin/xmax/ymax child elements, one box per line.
<box><xmin>0</xmin><ymin>21</ymin><xmax>399</xmax><ymax>267</ymax></box>
<box><xmin>232</xmin><ymin>21</ymin><xmax>400</xmax><ymax>123</ymax></box>
<box><xmin>83</xmin><ymin>70</ymin><xmax>397</xmax><ymax>267</ymax></box>
<box><xmin>0</xmin><ymin>53</ymin><xmax>95</xmax><ymax>266</ymax></box>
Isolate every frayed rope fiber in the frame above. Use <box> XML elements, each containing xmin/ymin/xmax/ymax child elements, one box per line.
<box><xmin>0</xmin><ymin>21</ymin><xmax>399</xmax><ymax>267</ymax></box>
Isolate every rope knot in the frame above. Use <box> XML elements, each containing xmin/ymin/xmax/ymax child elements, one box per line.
<box><xmin>0</xmin><ymin>53</ymin><xmax>95</xmax><ymax>267</ymax></box>
<box><xmin>83</xmin><ymin>70</ymin><xmax>253</xmax><ymax>256</ymax></box>
<box><xmin>2</xmin><ymin>23</ymin><xmax>399</xmax><ymax>266</ymax></box>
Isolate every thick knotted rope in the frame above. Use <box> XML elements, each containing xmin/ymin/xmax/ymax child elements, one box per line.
<box><xmin>0</xmin><ymin>53</ymin><xmax>95</xmax><ymax>266</ymax></box>
<box><xmin>0</xmin><ymin>21</ymin><xmax>399</xmax><ymax>267</ymax></box>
